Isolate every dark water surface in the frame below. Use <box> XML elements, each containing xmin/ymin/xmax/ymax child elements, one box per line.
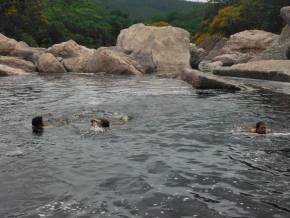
<box><xmin>1</xmin><ymin>74</ymin><xmax>290</xmax><ymax>218</ymax></box>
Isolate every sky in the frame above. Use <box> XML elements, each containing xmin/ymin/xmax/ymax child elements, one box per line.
<box><xmin>186</xmin><ymin>0</ymin><xmax>208</xmax><ymax>2</ymax></box>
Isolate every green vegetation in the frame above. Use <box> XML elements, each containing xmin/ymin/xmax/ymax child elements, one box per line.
<box><xmin>195</xmin><ymin>0</ymin><xmax>290</xmax><ymax>43</ymax></box>
<box><xmin>45</xmin><ymin>0</ymin><xmax>131</xmax><ymax>47</ymax></box>
<box><xmin>0</xmin><ymin>0</ymin><xmax>131</xmax><ymax>48</ymax></box>
<box><xmin>0</xmin><ymin>0</ymin><xmax>208</xmax><ymax>47</ymax></box>
<box><xmin>149</xmin><ymin>3</ymin><xmax>206</xmax><ymax>34</ymax></box>
<box><xmin>98</xmin><ymin>0</ymin><xmax>199</xmax><ymax>20</ymax></box>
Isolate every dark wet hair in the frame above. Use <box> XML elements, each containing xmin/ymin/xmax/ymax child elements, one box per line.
<box><xmin>91</xmin><ymin>118</ymin><xmax>110</xmax><ymax>128</ymax></box>
<box><xmin>100</xmin><ymin>118</ymin><xmax>110</xmax><ymax>128</ymax></box>
<box><xmin>256</xmin><ymin>121</ymin><xmax>266</xmax><ymax>129</ymax></box>
<box><xmin>32</xmin><ymin>116</ymin><xmax>44</xmax><ymax>128</ymax></box>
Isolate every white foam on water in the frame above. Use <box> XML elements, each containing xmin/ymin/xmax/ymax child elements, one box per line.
<box><xmin>5</xmin><ymin>149</ymin><xmax>24</xmax><ymax>157</ymax></box>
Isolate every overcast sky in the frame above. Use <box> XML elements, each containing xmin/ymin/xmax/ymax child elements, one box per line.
<box><xmin>186</xmin><ymin>0</ymin><xmax>208</xmax><ymax>2</ymax></box>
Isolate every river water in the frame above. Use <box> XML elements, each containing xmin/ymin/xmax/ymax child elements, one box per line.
<box><xmin>0</xmin><ymin>74</ymin><xmax>290</xmax><ymax>218</ymax></box>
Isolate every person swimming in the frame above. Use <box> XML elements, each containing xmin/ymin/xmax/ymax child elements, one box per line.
<box><xmin>32</xmin><ymin>116</ymin><xmax>68</xmax><ymax>134</ymax></box>
<box><xmin>32</xmin><ymin>116</ymin><xmax>48</xmax><ymax>135</ymax></box>
<box><xmin>244</xmin><ymin>121</ymin><xmax>271</xmax><ymax>134</ymax></box>
<box><xmin>90</xmin><ymin>118</ymin><xmax>110</xmax><ymax>133</ymax></box>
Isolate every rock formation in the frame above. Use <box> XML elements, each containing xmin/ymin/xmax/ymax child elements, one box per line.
<box><xmin>212</xmin><ymin>30</ymin><xmax>278</xmax><ymax>66</ymax></box>
<box><xmin>117</xmin><ymin>23</ymin><xmax>191</xmax><ymax>74</ymax></box>
<box><xmin>37</xmin><ymin>53</ymin><xmax>67</xmax><ymax>74</ymax></box>
<box><xmin>213</xmin><ymin>60</ymin><xmax>290</xmax><ymax>82</ymax></box>
<box><xmin>254</xmin><ymin>6</ymin><xmax>290</xmax><ymax>61</ymax></box>
<box><xmin>0</xmin><ymin>64</ymin><xmax>29</xmax><ymax>76</ymax></box>
<box><xmin>0</xmin><ymin>56</ymin><xmax>36</xmax><ymax>72</ymax></box>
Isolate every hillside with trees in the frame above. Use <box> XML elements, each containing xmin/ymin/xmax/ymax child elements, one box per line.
<box><xmin>0</xmin><ymin>0</ymin><xmax>131</xmax><ymax>48</ymax></box>
<box><xmin>194</xmin><ymin>0</ymin><xmax>290</xmax><ymax>43</ymax></box>
<box><xmin>97</xmin><ymin>0</ymin><xmax>201</xmax><ymax>20</ymax></box>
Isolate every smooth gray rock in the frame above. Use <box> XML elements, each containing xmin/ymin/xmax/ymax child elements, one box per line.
<box><xmin>180</xmin><ymin>69</ymin><xmax>243</xmax><ymax>90</ymax></box>
<box><xmin>158</xmin><ymin>69</ymin><xmax>244</xmax><ymax>90</ymax></box>
<box><xmin>213</xmin><ymin>60</ymin><xmax>290</xmax><ymax>82</ymax></box>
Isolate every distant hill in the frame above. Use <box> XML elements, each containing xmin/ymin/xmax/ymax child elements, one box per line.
<box><xmin>97</xmin><ymin>0</ymin><xmax>205</xmax><ymax>20</ymax></box>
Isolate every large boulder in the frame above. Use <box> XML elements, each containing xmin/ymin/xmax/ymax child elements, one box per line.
<box><xmin>47</xmin><ymin>40</ymin><xmax>94</xmax><ymax>72</ymax></box>
<box><xmin>205</xmin><ymin>30</ymin><xmax>278</xmax><ymax>65</ymax></box>
<box><xmin>213</xmin><ymin>60</ymin><xmax>290</xmax><ymax>82</ymax></box>
<box><xmin>47</xmin><ymin>40</ymin><xmax>93</xmax><ymax>59</ymax></box>
<box><xmin>0</xmin><ymin>64</ymin><xmax>29</xmax><ymax>76</ymax></box>
<box><xmin>82</xmin><ymin>47</ymin><xmax>144</xmax><ymax>76</ymax></box>
<box><xmin>36</xmin><ymin>53</ymin><xmax>67</xmax><ymax>74</ymax></box>
<box><xmin>47</xmin><ymin>41</ymin><xmax>144</xmax><ymax>75</ymax></box>
<box><xmin>117</xmin><ymin>23</ymin><xmax>191</xmax><ymax>74</ymax></box>
<box><xmin>221</xmin><ymin>30</ymin><xmax>278</xmax><ymax>55</ymax></box>
<box><xmin>0</xmin><ymin>56</ymin><xmax>36</xmax><ymax>72</ymax></box>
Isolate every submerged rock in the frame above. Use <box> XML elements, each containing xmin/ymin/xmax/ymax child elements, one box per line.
<box><xmin>180</xmin><ymin>69</ymin><xmax>243</xmax><ymax>90</ymax></box>
<box><xmin>213</xmin><ymin>60</ymin><xmax>290</xmax><ymax>82</ymax></box>
<box><xmin>117</xmin><ymin>23</ymin><xmax>191</xmax><ymax>74</ymax></box>
<box><xmin>0</xmin><ymin>64</ymin><xmax>29</xmax><ymax>76</ymax></box>
<box><xmin>159</xmin><ymin>69</ymin><xmax>243</xmax><ymax>90</ymax></box>
<box><xmin>37</xmin><ymin>53</ymin><xmax>67</xmax><ymax>74</ymax></box>
<box><xmin>0</xmin><ymin>56</ymin><xmax>36</xmax><ymax>72</ymax></box>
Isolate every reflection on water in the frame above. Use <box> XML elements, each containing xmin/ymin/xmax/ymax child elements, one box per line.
<box><xmin>0</xmin><ymin>74</ymin><xmax>290</xmax><ymax>218</ymax></box>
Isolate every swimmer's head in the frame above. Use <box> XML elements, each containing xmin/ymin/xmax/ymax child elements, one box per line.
<box><xmin>255</xmin><ymin>121</ymin><xmax>267</xmax><ymax>134</ymax></box>
<box><xmin>32</xmin><ymin>116</ymin><xmax>44</xmax><ymax>128</ymax></box>
<box><xmin>91</xmin><ymin>118</ymin><xmax>110</xmax><ymax>128</ymax></box>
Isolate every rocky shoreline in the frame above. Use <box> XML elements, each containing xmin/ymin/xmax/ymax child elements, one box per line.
<box><xmin>1</xmin><ymin>6</ymin><xmax>290</xmax><ymax>92</ymax></box>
